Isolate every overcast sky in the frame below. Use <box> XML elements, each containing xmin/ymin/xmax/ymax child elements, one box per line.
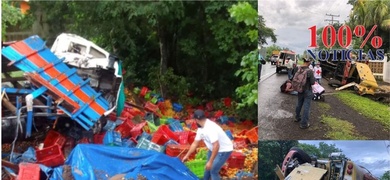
<box><xmin>258</xmin><ymin>0</ymin><xmax>353</xmax><ymax>55</ymax></box>
<box><xmin>298</xmin><ymin>140</ymin><xmax>390</xmax><ymax>178</ymax></box>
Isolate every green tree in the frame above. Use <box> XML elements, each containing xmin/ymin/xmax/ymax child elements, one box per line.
<box><xmin>298</xmin><ymin>143</ymin><xmax>321</xmax><ymax>158</ymax></box>
<box><xmin>230</xmin><ymin>2</ymin><xmax>275</xmax><ymax>111</ymax></box>
<box><xmin>1</xmin><ymin>0</ymin><xmax>24</xmax><ymax>40</ymax></box>
<box><xmin>258</xmin><ymin>140</ymin><xmax>299</xmax><ymax>180</ymax></box>
<box><xmin>318</xmin><ymin>142</ymin><xmax>343</xmax><ymax>158</ymax></box>
<box><xmin>266</xmin><ymin>44</ymin><xmax>282</xmax><ymax>60</ymax></box>
<box><xmin>22</xmin><ymin>1</ymin><xmax>258</xmax><ymax>119</ymax></box>
<box><xmin>381</xmin><ymin>170</ymin><xmax>390</xmax><ymax>180</ymax></box>
<box><xmin>348</xmin><ymin>0</ymin><xmax>390</xmax><ymax>52</ymax></box>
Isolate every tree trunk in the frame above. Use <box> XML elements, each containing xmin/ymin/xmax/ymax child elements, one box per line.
<box><xmin>157</xmin><ymin>21</ymin><xmax>168</xmax><ymax>98</ymax></box>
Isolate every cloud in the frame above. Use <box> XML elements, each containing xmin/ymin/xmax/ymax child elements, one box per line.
<box><xmin>258</xmin><ymin>0</ymin><xmax>353</xmax><ymax>54</ymax></box>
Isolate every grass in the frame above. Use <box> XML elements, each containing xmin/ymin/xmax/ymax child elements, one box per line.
<box><xmin>317</xmin><ymin>102</ymin><xmax>331</xmax><ymax>112</ymax></box>
<box><xmin>320</xmin><ymin>115</ymin><xmax>368</xmax><ymax>140</ymax></box>
<box><xmin>335</xmin><ymin>91</ymin><xmax>390</xmax><ymax>130</ymax></box>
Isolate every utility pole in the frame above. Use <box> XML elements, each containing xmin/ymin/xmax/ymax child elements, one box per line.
<box><xmin>325</xmin><ymin>14</ymin><xmax>340</xmax><ymax>24</ymax></box>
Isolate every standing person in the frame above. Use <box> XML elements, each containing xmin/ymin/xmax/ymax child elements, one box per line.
<box><xmin>313</xmin><ymin>61</ymin><xmax>322</xmax><ymax>84</ymax></box>
<box><xmin>182</xmin><ymin>109</ymin><xmax>233</xmax><ymax>180</ymax></box>
<box><xmin>286</xmin><ymin>57</ymin><xmax>294</xmax><ymax>80</ymax></box>
<box><xmin>294</xmin><ymin>58</ymin><xmax>315</xmax><ymax>129</ymax></box>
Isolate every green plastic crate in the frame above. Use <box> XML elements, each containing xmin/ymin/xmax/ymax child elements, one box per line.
<box><xmin>147</xmin><ymin>121</ymin><xmax>158</xmax><ymax>133</ymax></box>
<box><xmin>160</xmin><ymin>117</ymin><xmax>169</xmax><ymax>125</ymax></box>
<box><xmin>185</xmin><ymin>159</ymin><xmax>207</xmax><ymax>178</ymax></box>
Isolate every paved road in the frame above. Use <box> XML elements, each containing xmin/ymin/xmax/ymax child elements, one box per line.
<box><xmin>258</xmin><ymin>63</ymin><xmax>290</xmax><ymax>140</ymax></box>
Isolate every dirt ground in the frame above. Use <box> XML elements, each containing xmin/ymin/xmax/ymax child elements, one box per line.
<box><xmin>260</xmin><ymin>78</ymin><xmax>390</xmax><ymax>140</ymax></box>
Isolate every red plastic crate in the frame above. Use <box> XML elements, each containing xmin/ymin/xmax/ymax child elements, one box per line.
<box><xmin>245</xmin><ymin>126</ymin><xmax>258</xmax><ymax>144</ymax></box>
<box><xmin>43</xmin><ymin>130</ymin><xmax>66</xmax><ymax>148</ymax></box>
<box><xmin>175</xmin><ymin>131</ymin><xmax>189</xmax><ymax>145</ymax></box>
<box><xmin>140</xmin><ymin>86</ymin><xmax>148</xmax><ymax>96</ymax></box>
<box><xmin>93</xmin><ymin>132</ymin><xmax>106</xmax><ymax>144</ymax></box>
<box><xmin>155</xmin><ymin>125</ymin><xmax>179</xmax><ymax>142</ymax></box>
<box><xmin>227</xmin><ymin>151</ymin><xmax>246</xmax><ymax>169</ymax></box>
<box><xmin>237</xmin><ymin>129</ymin><xmax>248</xmax><ymax>136</ymax></box>
<box><xmin>206</xmin><ymin>102</ymin><xmax>213</xmax><ymax>111</ymax></box>
<box><xmin>17</xmin><ymin>163</ymin><xmax>40</xmax><ymax>180</ymax></box>
<box><xmin>166</xmin><ymin>144</ymin><xmax>195</xmax><ymax>160</ymax></box>
<box><xmin>175</xmin><ymin>131</ymin><xmax>197</xmax><ymax>145</ymax></box>
<box><xmin>144</xmin><ymin>102</ymin><xmax>159</xmax><ymax>112</ymax></box>
<box><xmin>130</xmin><ymin>122</ymin><xmax>146</xmax><ymax>138</ymax></box>
<box><xmin>242</xmin><ymin>120</ymin><xmax>253</xmax><ymax>127</ymax></box>
<box><xmin>224</xmin><ymin>97</ymin><xmax>232</xmax><ymax>107</ymax></box>
<box><xmin>151</xmin><ymin>133</ymin><xmax>168</xmax><ymax>145</ymax></box>
<box><xmin>214</xmin><ymin>110</ymin><xmax>223</xmax><ymax>118</ymax></box>
<box><xmin>115</xmin><ymin>119</ymin><xmax>135</xmax><ymax>138</ymax></box>
<box><xmin>36</xmin><ymin>144</ymin><xmax>65</xmax><ymax>167</ymax></box>
<box><xmin>233</xmin><ymin>137</ymin><xmax>248</xmax><ymax>149</ymax></box>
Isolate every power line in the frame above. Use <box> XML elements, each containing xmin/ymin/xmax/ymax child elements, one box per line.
<box><xmin>325</xmin><ymin>13</ymin><xmax>340</xmax><ymax>24</ymax></box>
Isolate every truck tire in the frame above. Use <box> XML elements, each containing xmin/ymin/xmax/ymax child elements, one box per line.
<box><xmin>289</xmin><ymin>147</ymin><xmax>312</xmax><ymax>164</ymax></box>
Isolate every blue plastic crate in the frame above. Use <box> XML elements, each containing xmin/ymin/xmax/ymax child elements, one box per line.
<box><xmin>219</xmin><ymin>116</ymin><xmax>229</xmax><ymax>124</ymax></box>
<box><xmin>172</xmin><ymin>103</ymin><xmax>183</xmax><ymax>112</ymax></box>
<box><xmin>169</xmin><ymin>120</ymin><xmax>183</xmax><ymax>132</ymax></box>
<box><xmin>137</xmin><ymin>132</ymin><xmax>152</xmax><ymax>141</ymax></box>
<box><xmin>122</xmin><ymin>138</ymin><xmax>137</xmax><ymax>148</ymax></box>
<box><xmin>103</xmin><ymin>131</ymin><xmax>122</xmax><ymax>146</ymax></box>
<box><xmin>228</xmin><ymin>117</ymin><xmax>236</xmax><ymax>123</ymax></box>
<box><xmin>103</xmin><ymin>120</ymin><xmax>117</xmax><ymax>131</ymax></box>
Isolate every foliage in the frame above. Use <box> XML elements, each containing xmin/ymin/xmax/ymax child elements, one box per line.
<box><xmin>229</xmin><ymin>1</ymin><xmax>275</xmax><ymax>113</ymax></box>
<box><xmin>348</xmin><ymin>0</ymin><xmax>390</xmax><ymax>52</ymax></box>
<box><xmin>1</xmin><ymin>0</ymin><xmax>24</xmax><ymax>40</ymax></box>
<box><xmin>265</xmin><ymin>44</ymin><xmax>282</xmax><ymax>60</ymax></box>
<box><xmin>317</xmin><ymin>142</ymin><xmax>343</xmax><ymax>158</ymax></box>
<box><xmin>321</xmin><ymin>115</ymin><xmax>368</xmax><ymax>140</ymax></box>
<box><xmin>234</xmin><ymin>50</ymin><xmax>258</xmax><ymax>108</ymax></box>
<box><xmin>381</xmin><ymin>170</ymin><xmax>390</xmax><ymax>180</ymax></box>
<box><xmin>298</xmin><ymin>143</ymin><xmax>321</xmax><ymax>158</ymax></box>
<box><xmin>148</xmin><ymin>67</ymin><xmax>189</xmax><ymax>103</ymax></box>
<box><xmin>22</xmin><ymin>1</ymin><xmax>260</xmax><ymax>104</ymax></box>
<box><xmin>335</xmin><ymin>91</ymin><xmax>390</xmax><ymax>129</ymax></box>
<box><xmin>258</xmin><ymin>140</ymin><xmax>299</xmax><ymax>180</ymax></box>
<box><xmin>299</xmin><ymin>142</ymin><xmax>345</xmax><ymax>159</ymax></box>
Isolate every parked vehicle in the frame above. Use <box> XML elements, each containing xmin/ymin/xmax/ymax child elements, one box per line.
<box><xmin>271</xmin><ymin>50</ymin><xmax>279</xmax><ymax>65</ymax></box>
<box><xmin>276</xmin><ymin>50</ymin><xmax>297</xmax><ymax>73</ymax></box>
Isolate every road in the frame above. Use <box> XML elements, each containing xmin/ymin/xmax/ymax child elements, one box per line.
<box><xmin>257</xmin><ymin>62</ymin><xmax>389</xmax><ymax>140</ymax></box>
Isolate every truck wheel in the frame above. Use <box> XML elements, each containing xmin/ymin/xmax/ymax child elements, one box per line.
<box><xmin>290</xmin><ymin>147</ymin><xmax>312</xmax><ymax>164</ymax></box>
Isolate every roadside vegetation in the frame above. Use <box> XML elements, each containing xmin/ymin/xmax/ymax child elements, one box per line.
<box><xmin>320</xmin><ymin>115</ymin><xmax>368</xmax><ymax>140</ymax></box>
<box><xmin>335</xmin><ymin>91</ymin><xmax>390</xmax><ymax>130</ymax></box>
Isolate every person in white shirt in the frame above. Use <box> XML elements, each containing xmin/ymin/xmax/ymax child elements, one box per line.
<box><xmin>182</xmin><ymin>109</ymin><xmax>233</xmax><ymax>180</ymax></box>
<box><xmin>286</xmin><ymin>57</ymin><xmax>295</xmax><ymax>80</ymax></box>
<box><xmin>313</xmin><ymin>61</ymin><xmax>322</xmax><ymax>84</ymax></box>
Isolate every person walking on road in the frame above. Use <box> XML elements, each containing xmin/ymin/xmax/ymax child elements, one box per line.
<box><xmin>294</xmin><ymin>58</ymin><xmax>315</xmax><ymax>129</ymax></box>
<box><xmin>286</xmin><ymin>57</ymin><xmax>294</xmax><ymax>80</ymax></box>
<box><xmin>182</xmin><ymin>109</ymin><xmax>233</xmax><ymax>180</ymax></box>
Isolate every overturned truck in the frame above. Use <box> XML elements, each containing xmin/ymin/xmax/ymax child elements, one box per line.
<box><xmin>1</xmin><ymin>34</ymin><xmax>122</xmax><ymax>143</ymax></box>
<box><xmin>318</xmin><ymin>51</ymin><xmax>390</xmax><ymax>103</ymax></box>
<box><xmin>275</xmin><ymin>147</ymin><xmax>378</xmax><ymax>180</ymax></box>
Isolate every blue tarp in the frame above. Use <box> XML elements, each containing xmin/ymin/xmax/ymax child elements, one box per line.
<box><xmin>65</xmin><ymin>144</ymin><xmax>199</xmax><ymax>180</ymax></box>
